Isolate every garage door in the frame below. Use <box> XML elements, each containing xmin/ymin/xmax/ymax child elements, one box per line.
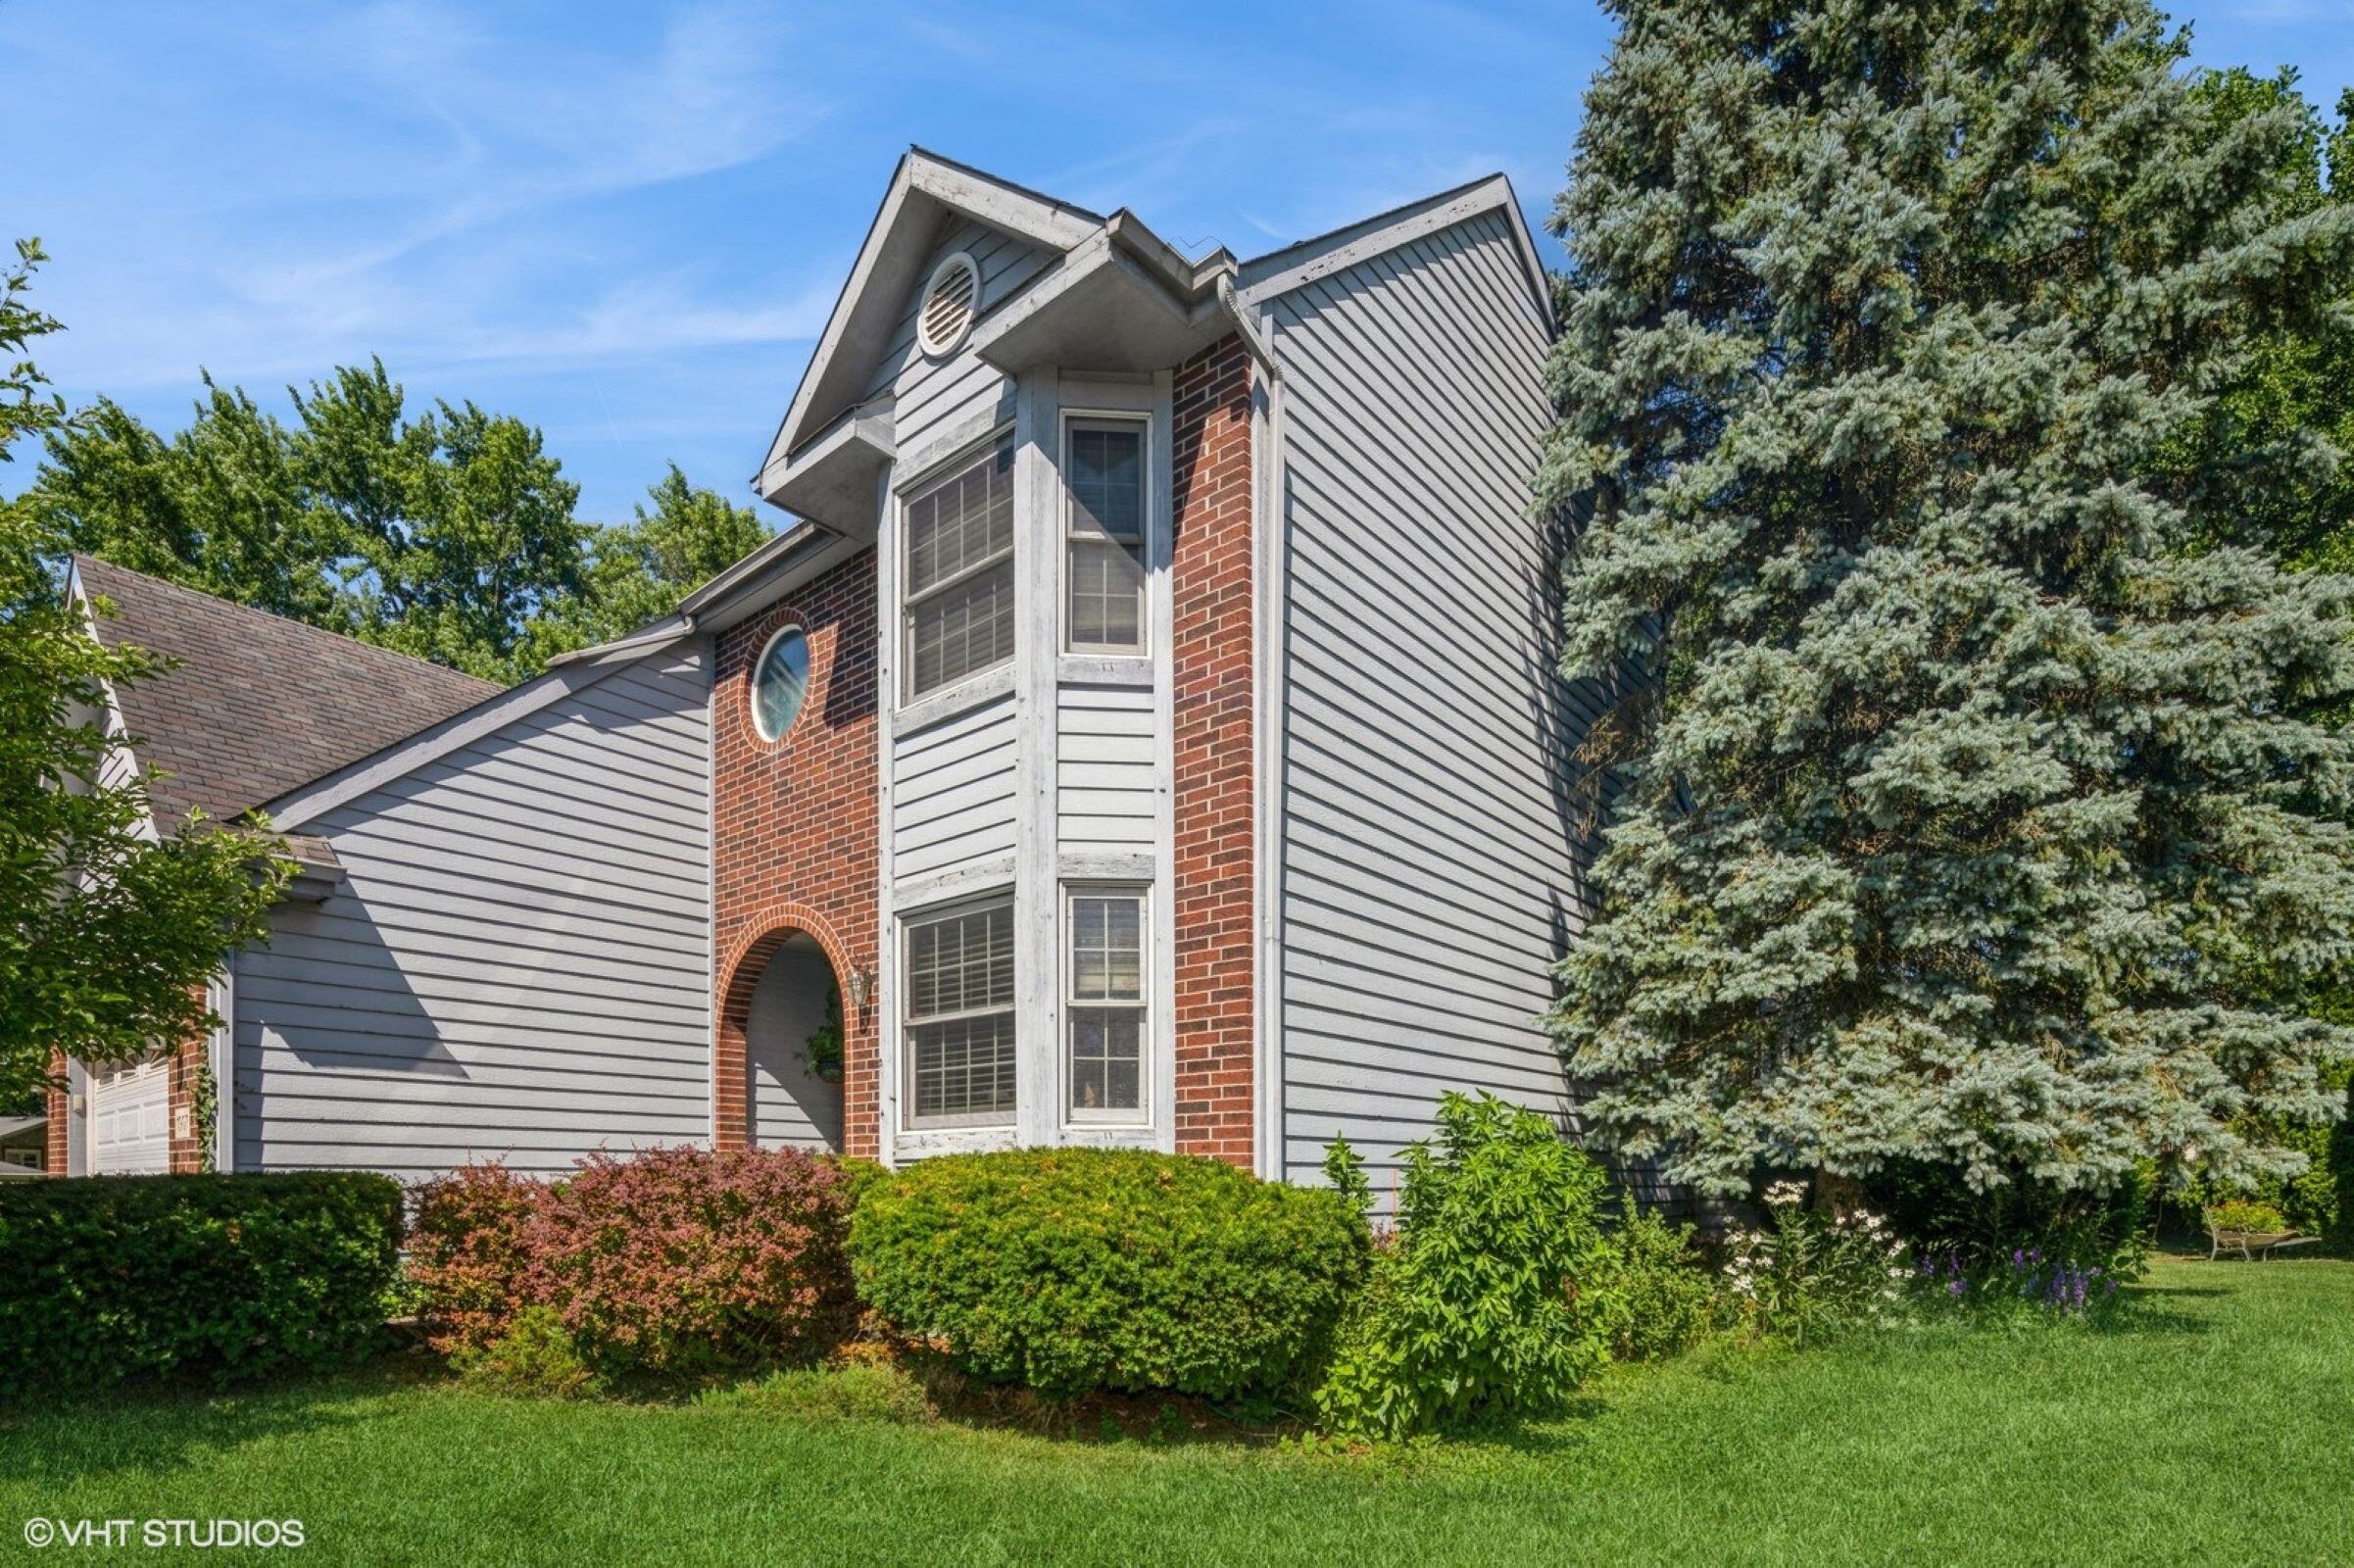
<box><xmin>91</xmin><ymin>1057</ymin><xmax>170</xmax><ymax>1174</ymax></box>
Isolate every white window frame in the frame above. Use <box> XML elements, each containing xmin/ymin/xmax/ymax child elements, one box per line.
<box><xmin>899</xmin><ymin>430</ymin><xmax>1017</xmax><ymax>707</ymax></box>
<box><xmin>1061</xmin><ymin>882</ymin><xmax>1151</xmax><ymax>1127</ymax></box>
<box><xmin>1059</xmin><ymin>412</ymin><xmax>1152</xmax><ymax>657</ymax></box>
<box><xmin>900</xmin><ymin>892</ymin><xmax>1019</xmax><ymax>1132</ymax></box>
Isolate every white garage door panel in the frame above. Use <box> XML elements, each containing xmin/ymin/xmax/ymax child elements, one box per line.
<box><xmin>92</xmin><ymin>1058</ymin><xmax>169</xmax><ymax>1174</ymax></box>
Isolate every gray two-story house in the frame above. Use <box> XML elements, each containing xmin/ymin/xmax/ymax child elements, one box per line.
<box><xmin>51</xmin><ymin>150</ymin><xmax>1600</xmax><ymax>1192</ymax></box>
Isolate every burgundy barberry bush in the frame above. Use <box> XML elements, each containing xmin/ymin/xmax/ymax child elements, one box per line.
<box><xmin>525</xmin><ymin>1145</ymin><xmax>858</xmax><ymax>1377</ymax></box>
<box><xmin>406</xmin><ymin>1161</ymin><xmax>549</xmax><ymax>1356</ymax></box>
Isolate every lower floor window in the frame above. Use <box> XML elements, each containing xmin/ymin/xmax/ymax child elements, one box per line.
<box><xmin>1067</xmin><ymin>888</ymin><xmax>1146</xmax><ymax>1120</ymax></box>
<box><xmin>905</xmin><ymin>899</ymin><xmax>1016</xmax><ymax>1125</ymax></box>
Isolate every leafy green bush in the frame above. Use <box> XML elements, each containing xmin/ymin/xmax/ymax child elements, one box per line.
<box><xmin>1314</xmin><ymin>1094</ymin><xmax>1616</xmax><ymax>1439</ymax></box>
<box><xmin>1591</xmin><ymin>1208</ymin><xmax>1720</xmax><ymax>1361</ymax></box>
<box><xmin>1874</xmin><ymin>1160</ymin><xmax>2151</xmax><ymax>1285</ymax></box>
<box><xmin>453</xmin><ymin>1304</ymin><xmax>598</xmax><ymax>1399</ymax></box>
<box><xmin>2206</xmin><ymin>1200</ymin><xmax>2289</xmax><ymax>1234</ymax></box>
<box><xmin>850</xmin><ymin>1148</ymin><xmax>1369</xmax><ymax>1401</ymax></box>
<box><xmin>0</xmin><ymin>1172</ymin><xmax>402</xmax><ymax>1396</ymax></box>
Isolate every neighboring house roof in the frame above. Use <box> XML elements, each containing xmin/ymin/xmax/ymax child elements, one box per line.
<box><xmin>70</xmin><ymin>555</ymin><xmax>503</xmax><ymax>828</ymax></box>
<box><xmin>0</xmin><ymin>1115</ymin><xmax>45</xmax><ymax>1149</ymax></box>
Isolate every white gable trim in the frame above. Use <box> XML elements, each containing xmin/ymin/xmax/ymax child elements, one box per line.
<box><xmin>64</xmin><ymin>559</ymin><xmax>157</xmax><ymax>843</ymax></box>
<box><xmin>1234</xmin><ymin>173</ymin><xmax>1555</xmax><ymax>333</ymax></box>
<box><xmin>759</xmin><ymin>149</ymin><xmax>1103</xmax><ymax>489</ymax></box>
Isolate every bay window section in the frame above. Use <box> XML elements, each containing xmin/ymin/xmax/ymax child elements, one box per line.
<box><xmin>1066</xmin><ymin>887</ymin><xmax>1147</xmax><ymax>1121</ymax></box>
<box><xmin>905</xmin><ymin>899</ymin><xmax>1017</xmax><ymax>1127</ymax></box>
<box><xmin>1064</xmin><ymin>418</ymin><xmax>1147</xmax><ymax>653</ymax></box>
<box><xmin>904</xmin><ymin>435</ymin><xmax>1015</xmax><ymax>700</ymax></box>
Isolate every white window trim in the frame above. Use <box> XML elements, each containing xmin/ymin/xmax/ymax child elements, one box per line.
<box><xmin>899</xmin><ymin>890</ymin><xmax>1019</xmax><ymax>1133</ymax></box>
<box><xmin>898</xmin><ymin>428</ymin><xmax>1016</xmax><ymax>709</ymax></box>
<box><xmin>747</xmin><ymin>623</ymin><xmax>811</xmax><ymax>743</ymax></box>
<box><xmin>1058</xmin><ymin>409</ymin><xmax>1154</xmax><ymax>658</ymax></box>
<box><xmin>1061</xmin><ymin>882</ymin><xmax>1152</xmax><ymax>1128</ymax></box>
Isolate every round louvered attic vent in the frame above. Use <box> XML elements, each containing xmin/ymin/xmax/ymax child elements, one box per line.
<box><xmin>916</xmin><ymin>252</ymin><xmax>980</xmax><ymax>357</ymax></box>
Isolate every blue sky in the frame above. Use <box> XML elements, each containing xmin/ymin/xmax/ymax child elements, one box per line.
<box><xmin>7</xmin><ymin>0</ymin><xmax>2351</xmax><ymax>523</ymax></box>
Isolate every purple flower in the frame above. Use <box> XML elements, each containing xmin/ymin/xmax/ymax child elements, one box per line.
<box><xmin>1948</xmin><ymin>1279</ymin><xmax>1967</xmax><ymax>1298</ymax></box>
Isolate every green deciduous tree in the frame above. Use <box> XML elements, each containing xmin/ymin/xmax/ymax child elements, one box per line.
<box><xmin>28</xmin><ymin>361</ymin><xmax>592</xmax><ymax>681</ymax></box>
<box><xmin>1543</xmin><ymin>1</ymin><xmax>2354</xmax><ymax>1199</ymax></box>
<box><xmin>0</xmin><ymin>241</ymin><xmax>286</xmax><ymax>1107</ymax></box>
<box><xmin>517</xmin><ymin>465</ymin><xmax>769</xmax><ymax>668</ymax></box>
<box><xmin>28</xmin><ymin>363</ymin><xmax>770</xmax><ymax>684</ymax></box>
<box><xmin>2162</xmin><ymin>71</ymin><xmax>2353</xmax><ymax>574</ymax></box>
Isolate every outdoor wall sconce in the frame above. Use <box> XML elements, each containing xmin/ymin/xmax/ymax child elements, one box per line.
<box><xmin>846</xmin><ymin>966</ymin><xmax>875</xmax><ymax>1012</ymax></box>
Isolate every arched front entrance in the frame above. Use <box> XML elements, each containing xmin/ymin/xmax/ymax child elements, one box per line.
<box><xmin>742</xmin><ymin>932</ymin><xmax>844</xmax><ymax>1152</ymax></box>
<box><xmin>715</xmin><ymin>905</ymin><xmax>874</xmax><ymax>1157</ymax></box>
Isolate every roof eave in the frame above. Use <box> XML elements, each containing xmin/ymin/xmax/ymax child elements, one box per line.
<box><xmin>1234</xmin><ymin>172</ymin><xmax>1555</xmax><ymax>332</ymax></box>
<box><xmin>968</xmin><ymin>228</ymin><xmax>1231</xmax><ymax>375</ymax></box>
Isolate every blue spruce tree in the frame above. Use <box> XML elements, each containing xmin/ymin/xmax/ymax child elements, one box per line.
<box><xmin>1545</xmin><ymin>0</ymin><xmax>2354</xmax><ymax>1199</ymax></box>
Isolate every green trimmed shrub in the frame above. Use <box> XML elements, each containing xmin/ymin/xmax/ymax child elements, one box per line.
<box><xmin>1314</xmin><ymin>1094</ymin><xmax>1617</xmax><ymax>1439</ymax></box>
<box><xmin>0</xmin><ymin>1171</ymin><xmax>402</xmax><ymax>1396</ymax></box>
<box><xmin>849</xmin><ymin>1149</ymin><xmax>1370</xmax><ymax>1401</ymax></box>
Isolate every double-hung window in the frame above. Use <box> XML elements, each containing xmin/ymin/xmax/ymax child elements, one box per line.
<box><xmin>904</xmin><ymin>436</ymin><xmax>1015</xmax><ymax>700</ymax></box>
<box><xmin>1063</xmin><ymin>418</ymin><xmax>1147</xmax><ymax>653</ymax></box>
<box><xmin>904</xmin><ymin>898</ymin><xmax>1017</xmax><ymax>1127</ymax></box>
<box><xmin>1065</xmin><ymin>887</ymin><xmax>1147</xmax><ymax>1121</ymax></box>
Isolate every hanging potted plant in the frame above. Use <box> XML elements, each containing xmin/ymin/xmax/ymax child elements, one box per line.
<box><xmin>802</xmin><ymin>983</ymin><xmax>845</xmax><ymax>1085</ymax></box>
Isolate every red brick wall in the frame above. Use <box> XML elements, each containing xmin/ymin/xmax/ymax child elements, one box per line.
<box><xmin>167</xmin><ymin>1014</ymin><xmax>206</xmax><ymax>1174</ymax></box>
<box><xmin>44</xmin><ymin>1053</ymin><xmax>67</xmax><ymax>1176</ymax></box>
<box><xmin>711</xmin><ymin>548</ymin><xmax>882</xmax><ymax>1159</ymax></box>
<box><xmin>1170</xmin><ymin>334</ymin><xmax>1257</xmax><ymax>1167</ymax></box>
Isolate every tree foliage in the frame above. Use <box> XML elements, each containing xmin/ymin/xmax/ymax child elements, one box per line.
<box><xmin>0</xmin><ymin>241</ymin><xmax>287</xmax><ymax>1106</ymax></box>
<box><xmin>2160</xmin><ymin>71</ymin><xmax>2353</xmax><ymax>573</ymax></box>
<box><xmin>26</xmin><ymin>365</ymin><xmax>768</xmax><ymax>683</ymax></box>
<box><xmin>1543</xmin><ymin>0</ymin><xmax>2354</xmax><ymax>1198</ymax></box>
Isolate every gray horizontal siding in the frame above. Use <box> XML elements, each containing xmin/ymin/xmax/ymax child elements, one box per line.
<box><xmin>234</xmin><ymin>644</ymin><xmax>714</xmax><ymax>1179</ymax></box>
<box><xmin>1056</xmin><ymin>682</ymin><xmax>1154</xmax><ymax>853</ymax></box>
<box><xmin>1273</xmin><ymin>210</ymin><xmax>1604</xmax><ymax>1185</ymax></box>
<box><xmin>891</xmin><ymin>692</ymin><xmax>1017</xmax><ymax>882</ymax></box>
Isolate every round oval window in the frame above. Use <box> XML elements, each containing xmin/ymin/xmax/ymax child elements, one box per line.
<box><xmin>750</xmin><ymin>628</ymin><xmax>810</xmax><ymax>742</ymax></box>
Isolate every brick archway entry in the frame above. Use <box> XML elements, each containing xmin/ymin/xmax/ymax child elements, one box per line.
<box><xmin>714</xmin><ymin>903</ymin><xmax>876</xmax><ymax>1157</ymax></box>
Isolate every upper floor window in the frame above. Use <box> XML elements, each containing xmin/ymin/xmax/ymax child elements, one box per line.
<box><xmin>904</xmin><ymin>436</ymin><xmax>1015</xmax><ymax>701</ymax></box>
<box><xmin>1064</xmin><ymin>418</ymin><xmax>1147</xmax><ymax>653</ymax></box>
<box><xmin>905</xmin><ymin>897</ymin><xmax>1017</xmax><ymax>1127</ymax></box>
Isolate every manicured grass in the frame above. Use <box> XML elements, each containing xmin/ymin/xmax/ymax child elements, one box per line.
<box><xmin>4</xmin><ymin>1256</ymin><xmax>2349</xmax><ymax>1565</ymax></box>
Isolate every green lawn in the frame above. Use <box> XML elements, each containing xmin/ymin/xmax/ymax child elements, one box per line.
<box><xmin>5</xmin><ymin>1256</ymin><xmax>2349</xmax><ymax>1566</ymax></box>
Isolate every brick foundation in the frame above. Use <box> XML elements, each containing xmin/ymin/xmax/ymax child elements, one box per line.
<box><xmin>711</xmin><ymin>549</ymin><xmax>882</xmax><ymax>1159</ymax></box>
<box><xmin>1170</xmin><ymin>334</ymin><xmax>1257</xmax><ymax>1167</ymax></box>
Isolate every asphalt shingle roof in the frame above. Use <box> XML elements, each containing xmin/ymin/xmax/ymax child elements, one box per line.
<box><xmin>72</xmin><ymin>555</ymin><xmax>503</xmax><ymax>827</ymax></box>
